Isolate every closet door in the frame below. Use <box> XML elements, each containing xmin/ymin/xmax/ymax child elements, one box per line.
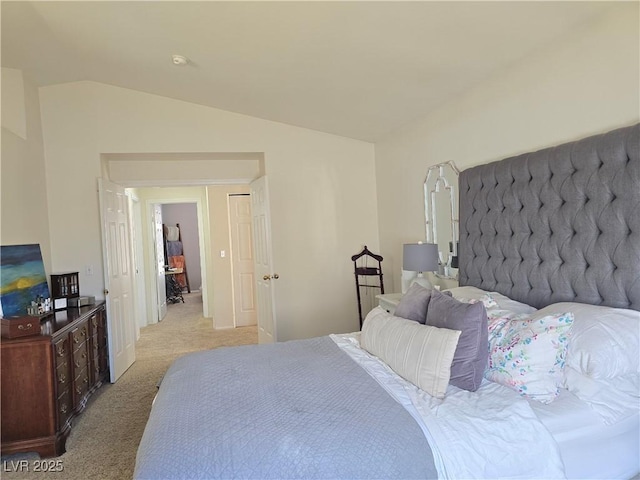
<box><xmin>229</xmin><ymin>195</ymin><xmax>257</xmax><ymax>327</ymax></box>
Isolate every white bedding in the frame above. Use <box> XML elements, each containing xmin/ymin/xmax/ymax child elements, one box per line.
<box><xmin>332</xmin><ymin>333</ymin><xmax>565</xmax><ymax>480</ymax></box>
<box><xmin>530</xmin><ymin>388</ymin><xmax>640</xmax><ymax>480</ymax></box>
<box><xmin>428</xmin><ymin>286</ymin><xmax>640</xmax><ymax>479</ymax></box>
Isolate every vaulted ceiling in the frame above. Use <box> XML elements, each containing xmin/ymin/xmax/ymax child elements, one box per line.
<box><xmin>2</xmin><ymin>1</ymin><xmax>615</xmax><ymax>142</ymax></box>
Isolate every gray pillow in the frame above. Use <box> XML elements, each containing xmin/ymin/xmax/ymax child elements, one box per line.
<box><xmin>425</xmin><ymin>289</ymin><xmax>488</xmax><ymax>392</ymax></box>
<box><xmin>393</xmin><ymin>283</ymin><xmax>432</xmax><ymax>324</ymax></box>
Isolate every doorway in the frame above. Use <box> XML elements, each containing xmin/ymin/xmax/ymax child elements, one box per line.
<box><xmin>161</xmin><ymin>202</ymin><xmax>202</xmax><ymax>310</ymax></box>
<box><xmin>103</xmin><ymin>152</ymin><xmax>266</xmax><ymax>333</ymax></box>
<box><xmin>146</xmin><ymin>200</ymin><xmax>204</xmax><ymax>324</ymax></box>
<box><xmin>133</xmin><ymin>185</ymin><xmax>258</xmax><ymax>330</ymax></box>
<box><xmin>162</xmin><ymin>203</ymin><xmax>201</xmax><ymax>291</ymax></box>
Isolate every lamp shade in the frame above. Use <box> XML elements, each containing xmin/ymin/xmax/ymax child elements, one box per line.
<box><xmin>403</xmin><ymin>243</ymin><xmax>439</xmax><ymax>272</ymax></box>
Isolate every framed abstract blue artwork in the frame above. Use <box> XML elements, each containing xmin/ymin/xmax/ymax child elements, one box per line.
<box><xmin>0</xmin><ymin>244</ymin><xmax>50</xmax><ymax>317</ymax></box>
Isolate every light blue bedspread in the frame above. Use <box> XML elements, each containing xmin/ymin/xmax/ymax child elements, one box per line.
<box><xmin>134</xmin><ymin>336</ymin><xmax>437</xmax><ymax>479</ymax></box>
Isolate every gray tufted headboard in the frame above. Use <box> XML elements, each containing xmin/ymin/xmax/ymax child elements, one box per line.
<box><xmin>459</xmin><ymin>124</ymin><xmax>639</xmax><ymax>311</ymax></box>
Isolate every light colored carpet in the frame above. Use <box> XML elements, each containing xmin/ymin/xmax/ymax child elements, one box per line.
<box><xmin>1</xmin><ymin>292</ymin><xmax>257</xmax><ymax>479</ymax></box>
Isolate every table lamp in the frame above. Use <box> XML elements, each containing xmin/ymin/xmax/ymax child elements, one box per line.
<box><xmin>403</xmin><ymin>242</ymin><xmax>439</xmax><ymax>290</ymax></box>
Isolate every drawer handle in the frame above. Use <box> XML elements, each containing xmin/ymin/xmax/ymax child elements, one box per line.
<box><xmin>75</xmin><ymin>360</ymin><xmax>81</xmax><ymax>368</ymax></box>
<box><xmin>84</xmin><ymin>377</ymin><xmax>89</xmax><ymax>384</ymax></box>
<box><xmin>17</xmin><ymin>323</ymin><xmax>33</xmax><ymax>330</ymax></box>
<box><xmin>76</xmin><ymin>386</ymin><xmax>82</xmax><ymax>395</ymax></box>
<box><xmin>59</xmin><ymin>373</ymin><xmax>66</xmax><ymax>384</ymax></box>
<box><xmin>60</xmin><ymin>404</ymin><xmax>68</xmax><ymax>414</ymax></box>
<box><xmin>74</xmin><ymin>337</ymin><xmax>80</xmax><ymax>344</ymax></box>
<box><xmin>58</xmin><ymin>348</ymin><xmax>65</xmax><ymax>357</ymax></box>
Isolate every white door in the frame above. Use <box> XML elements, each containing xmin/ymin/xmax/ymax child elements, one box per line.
<box><xmin>98</xmin><ymin>178</ymin><xmax>136</xmax><ymax>382</ymax></box>
<box><xmin>250</xmin><ymin>177</ymin><xmax>277</xmax><ymax>343</ymax></box>
<box><xmin>229</xmin><ymin>194</ymin><xmax>257</xmax><ymax>327</ymax></box>
<box><xmin>130</xmin><ymin>196</ymin><xmax>148</xmax><ymax>333</ymax></box>
<box><xmin>153</xmin><ymin>204</ymin><xmax>167</xmax><ymax>322</ymax></box>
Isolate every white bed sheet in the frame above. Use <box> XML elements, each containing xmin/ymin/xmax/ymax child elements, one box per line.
<box><xmin>332</xmin><ymin>332</ymin><xmax>565</xmax><ymax>480</ymax></box>
<box><xmin>529</xmin><ymin>388</ymin><xmax>640</xmax><ymax>480</ymax></box>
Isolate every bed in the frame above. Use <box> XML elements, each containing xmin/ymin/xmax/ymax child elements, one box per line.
<box><xmin>134</xmin><ymin>123</ymin><xmax>639</xmax><ymax>479</ymax></box>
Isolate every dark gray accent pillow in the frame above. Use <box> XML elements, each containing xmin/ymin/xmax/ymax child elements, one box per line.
<box><xmin>425</xmin><ymin>289</ymin><xmax>488</xmax><ymax>392</ymax></box>
<box><xmin>393</xmin><ymin>283</ymin><xmax>432</xmax><ymax>324</ymax></box>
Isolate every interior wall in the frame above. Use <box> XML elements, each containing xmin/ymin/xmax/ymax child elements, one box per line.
<box><xmin>38</xmin><ymin>82</ymin><xmax>378</xmax><ymax>340</ymax></box>
<box><xmin>1</xmin><ymin>68</ymin><xmax>52</xmax><ymax>281</ymax></box>
<box><xmin>375</xmin><ymin>4</ymin><xmax>640</xmax><ymax>293</ymax></box>
<box><xmin>1</xmin><ymin>68</ymin><xmax>27</xmax><ymax>139</ymax></box>
<box><xmin>162</xmin><ymin>203</ymin><xmax>202</xmax><ymax>291</ymax></box>
<box><xmin>107</xmin><ymin>154</ymin><xmax>262</xmax><ymax>186</ymax></box>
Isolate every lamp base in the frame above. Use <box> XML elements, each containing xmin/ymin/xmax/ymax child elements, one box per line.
<box><xmin>410</xmin><ymin>273</ymin><xmax>433</xmax><ymax>290</ymax></box>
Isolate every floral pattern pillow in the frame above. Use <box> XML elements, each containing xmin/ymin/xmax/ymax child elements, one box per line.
<box><xmin>485</xmin><ymin>311</ymin><xmax>574</xmax><ymax>403</ymax></box>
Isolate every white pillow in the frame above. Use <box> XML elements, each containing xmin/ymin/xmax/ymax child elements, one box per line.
<box><xmin>361</xmin><ymin>307</ymin><xmax>461</xmax><ymax>399</ymax></box>
<box><xmin>536</xmin><ymin>302</ymin><xmax>640</xmax><ymax>379</ymax></box>
<box><xmin>447</xmin><ymin>286</ymin><xmax>537</xmax><ymax>314</ymax></box>
<box><xmin>485</xmin><ymin>309</ymin><xmax>574</xmax><ymax>404</ymax></box>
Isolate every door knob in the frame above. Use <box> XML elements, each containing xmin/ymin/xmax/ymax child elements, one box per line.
<box><xmin>273</xmin><ymin>274</ymin><xmax>279</xmax><ymax>279</ymax></box>
<box><xmin>263</xmin><ymin>275</ymin><xmax>271</xmax><ymax>281</ymax></box>
<box><xmin>103</xmin><ymin>289</ymin><xmax>109</xmax><ymax>295</ymax></box>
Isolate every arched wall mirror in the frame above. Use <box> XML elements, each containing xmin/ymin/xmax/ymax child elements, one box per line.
<box><xmin>424</xmin><ymin>161</ymin><xmax>460</xmax><ymax>278</ymax></box>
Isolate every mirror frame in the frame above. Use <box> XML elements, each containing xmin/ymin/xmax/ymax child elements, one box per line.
<box><xmin>424</xmin><ymin>161</ymin><xmax>460</xmax><ymax>273</ymax></box>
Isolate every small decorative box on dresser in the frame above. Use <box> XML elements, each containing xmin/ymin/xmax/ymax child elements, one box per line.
<box><xmin>1</xmin><ymin>303</ymin><xmax>109</xmax><ymax>457</ymax></box>
<box><xmin>1</xmin><ymin>316</ymin><xmax>41</xmax><ymax>339</ymax></box>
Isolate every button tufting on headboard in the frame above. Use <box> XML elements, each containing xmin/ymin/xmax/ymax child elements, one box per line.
<box><xmin>459</xmin><ymin>123</ymin><xmax>640</xmax><ymax>311</ymax></box>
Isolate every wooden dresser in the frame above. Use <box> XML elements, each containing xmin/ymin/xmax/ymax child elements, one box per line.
<box><xmin>1</xmin><ymin>303</ymin><xmax>109</xmax><ymax>457</ymax></box>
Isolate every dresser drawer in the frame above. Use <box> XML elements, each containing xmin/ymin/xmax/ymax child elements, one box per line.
<box><xmin>90</xmin><ymin>313</ymin><xmax>99</xmax><ymax>331</ymax></box>
<box><xmin>71</xmin><ymin>324</ymin><xmax>89</xmax><ymax>347</ymax></box>
<box><xmin>53</xmin><ymin>336</ymin><xmax>70</xmax><ymax>367</ymax></box>
<box><xmin>72</xmin><ymin>342</ymin><xmax>89</xmax><ymax>371</ymax></box>
<box><xmin>92</xmin><ymin>362</ymin><xmax>101</xmax><ymax>384</ymax></box>
<box><xmin>57</xmin><ymin>390</ymin><xmax>72</xmax><ymax>430</ymax></box>
<box><xmin>91</xmin><ymin>334</ymin><xmax>100</xmax><ymax>358</ymax></box>
<box><xmin>98</xmin><ymin>351</ymin><xmax>109</xmax><ymax>377</ymax></box>
<box><xmin>376</xmin><ymin>293</ymin><xmax>403</xmax><ymax>315</ymax></box>
<box><xmin>73</xmin><ymin>368</ymin><xmax>90</xmax><ymax>406</ymax></box>
<box><xmin>56</xmin><ymin>361</ymin><xmax>71</xmax><ymax>397</ymax></box>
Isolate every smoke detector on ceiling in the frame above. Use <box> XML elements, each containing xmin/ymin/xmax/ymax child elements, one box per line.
<box><xmin>171</xmin><ymin>55</ymin><xmax>189</xmax><ymax>66</ymax></box>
